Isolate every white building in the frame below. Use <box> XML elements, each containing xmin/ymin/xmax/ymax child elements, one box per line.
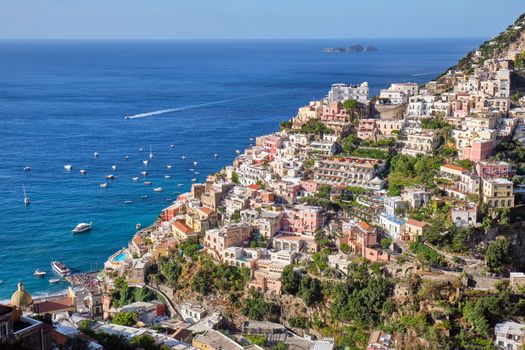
<box><xmin>494</xmin><ymin>321</ymin><xmax>525</xmax><ymax>350</ymax></box>
<box><xmin>327</xmin><ymin>82</ymin><xmax>369</xmax><ymax>104</ymax></box>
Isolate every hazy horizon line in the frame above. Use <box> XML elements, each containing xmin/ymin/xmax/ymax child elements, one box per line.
<box><xmin>0</xmin><ymin>36</ymin><xmax>487</xmax><ymax>41</ymax></box>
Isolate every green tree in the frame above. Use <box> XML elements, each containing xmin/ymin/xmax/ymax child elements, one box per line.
<box><xmin>281</xmin><ymin>265</ymin><xmax>301</xmax><ymax>295</ymax></box>
<box><xmin>485</xmin><ymin>237</ymin><xmax>511</xmax><ymax>270</ymax></box>
<box><xmin>299</xmin><ymin>275</ymin><xmax>322</xmax><ymax>306</ymax></box>
<box><xmin>111</xmin><ymin>311</ymin><xmax>137</xmax><ymax>327</ymax></box>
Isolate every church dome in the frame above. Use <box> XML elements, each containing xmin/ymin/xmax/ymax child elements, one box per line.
<box><xmin>10</xmin><ymin>281</ymin><xmax>33</xmax><ymax>307</ymax></box>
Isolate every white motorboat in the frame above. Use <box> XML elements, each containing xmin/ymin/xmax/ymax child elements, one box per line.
<box><xmin>166</xmin><ymin>165</ymin><xmax>172</xmax><ymax>170</ymax></box>
<box><xmin>132</xmin><ymin>176</ymin><xmax>139</xmax><ymax>181</ymax></box>
<box><xmin>214</xmin><ymin>153</ymin><xmax>219</xmax><ymax>158</ymax></box>
<box><xmin>105</xmin><ymin>174</ymin><xmax>116</xmax><ymax>180</ymax></box>
<box><xmin>178</xmin><ymin>183</ymin><xmax>184</xmax><ymax>186</ymax></box>
<box><xmin>194</xmin><ymin>171</ymin><xmax>200</xmax><ymax>175</ymax></box>
<box><xmin>111</xmin><ymin>165</ymin><xmax>118</xmax><ymax>171</ymax></box>
<box><xmin>124</xmin><ymin>200</ymin><xmax>133</xmax><ymax>204</ymax></box>
<box><xmin>49</xmin><ymin>278</ymin><xmax>61</xmax><ymax>284</ymax></box>
<box><xmin>23</xmin><ymin>185</ymin><xmax>30</xmax><ymax>206</ymax></box>
<box><xmin>139</xmin><ymin>147</ymin><xmax>144</xmax><ymax>152</ymax></box>
<box><xmin>73</xmin><ymin>222</ymin><xmax>92</xmax><ymax>234</ymax></box>
<box><xmin>141</xmin><ymin>171</ymin><xmax>148</xmax><ymax>176</ymax></box>
<box><xmin>23</xmin><ymin>166</ymin><xmax>31</xmax><ymax>172</ymax></box>
<box><xmin>140</xmin><ymin>195</ymin><xmax>148</xmax><ymax>199</ymax></box>
<box><xmin>235</xmin><ymin>150</ymin><xmax>241</xmax><ymax>154</ymax></box>
<box><xmin>189</xmin><ymin>168</ymin><xmax>195</xmax><ymax>172</ymax></box>
<box><xmin>100</xmin><ymin>183</ymin><xmax>108</xmax><ymax>188</ymax></box>
<box><xmin>64</xmin><ymin>164</ymin><xmax>73</xmax><ymax>172</ymax></box>
<box><xmin>193</xmin><ymin>161</ymin><xmax>198</xmax><ymax>166</ymax></box>
<box><xmin>181</xmin><ymin>156</ymin><xmax>186</xmax><ymax>159</ymax></box>
<box><xmin>125</xmin><ymin>155</ymin><xmax>130</xmax><ymax>160</ymax></box>
<box><xmin>80</xmin><ymin>169</ymin><xmax>87</xmax><ymax>175</ymax></box>
<box><xmin>164</xmin><ymin>175</ymin><xmax>171</xmax><ymax>179</ymax></box>
<box><xmin>170</xmin><ymin>144</ymin><xmax>175</xmax><ymax>148</ymax></box>
<box><xmin>143</xmin><ymin>160</ymin><xmax>149</xmax><ymax>166</ymax></box>
<box><xmin>191</xmin><ymin>178</ymin><xmax>197</xmax><ymax>182</ymax></box>
<box><xmin>94</xmin><ymin>152</ymin><xmax>99</xmax><ymax>158</ymax></box>
<box><xmin>153</xmin><ymin>187</ymin><xmax>163</xmax><ymax>192</ymax></box>
<box><xmin>144</xmin><ymin>181</ymin><xmax>152</xmax><ymax>186</ymax></box>
<box><xmin>149</xmin><ymin>145</ymin><xmax>154</xmax><ymax>159</ymax></box>
<box><xmin>33</xmin><ymin>269</ymin><xmax>46</xmax><ymax>277</ymax></box>
<box><xmin>51</xmin><ymin>261</ymin><xmax>71</xmax><ymax>277</ymax></box>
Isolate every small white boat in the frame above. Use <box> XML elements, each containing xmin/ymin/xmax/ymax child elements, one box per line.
<box><xmin>191</xmin><ymin>178</ymin><xmax>197</xmax><ymax>182</ymax></box>
<box><xmin>166</xmin><ymin>165</ymin><xmax>172</xmax><ymax>170</ymax></box>
<box><xmin>181</xmin><ymin>156</ymin><xmax>186</xmax><ymax>159</ymax></box>
<box><xmin>49</xmin><ymin>278</ymin><xmax>61</xmax><ymax>284</ymax></box>
<box><xmin>140</xmin><ymin>195</ymin><xmax>148</xmax><ymax>199</ymax></box>
<box><xmin>80</xmin><ymin>169</ymin><xmax>87</xmax><ymax>175</ymax></box>
<box><xmin>235</xmin><ymin>150</ymin><xmax>241</xmax><ymax>154</ymax></box>
<box><xmin>193</xmin><ymin>161</ymin><xmax>198</xmax><ymax>166</ymax></box>
<box><xmin>24</xmin><ymin>166</ymin><xmax>31</xmax><ymax>172</ymax></box>
<box><xmin>0</xmin><ymin>280</ymin><xmax>3</xmax><ymax>285</ymax></box>
<box><xmin>124</xmin><ymin>200</ymin><xmax>133</xmax><ymax>204</ymax></box>
<box><xmin>141</xmin><ymin>171</ymin><xmax>148</xmax><ymax>176</ymax></box>
<box><xmin>189</xmin><ymin>168</ymin><xmax>195</xmax><ymax>172</ymax></box>
<box><xmin>125</xmin><ymin>155</ymin><xmax>130</xmax><ymax>160</ymax></box>
<box><xmin>111</xmin><ymin>165</ymin><xmax>118</xmax><ymax>171</ymax></box>
<box><xmin>73</xmin><ymin>222</ymin><xmax>92</xmax><ymax>234</ymax></box>
<box><xmin>144</xmin><ymin>181</ymin><xmax>152</xmax><ymax>186</ymax></box>
<box><xmin>170</xmin><ymin>144</ymin><xmax>175</xmax><ymax>148</ymax></box>
<box><xmin>105</xmin><ymin>174</ymin><xmax>116</xmax><ymax>180</ymax></box>
<box><xmin>149</xmin><ymin>145</ymin><xmax>154</xmax><ymax>159</ymax></box>
<box><xmin>165</xmin><ymin>198</ymin><xmax>173</xmax><ymax>202</ymax></box>
<box><xmin>214</xmin><ymin>153</ymin><xmax>219</xmax><ymax>158</ymax></box>
<box><xmin>249</xmin><ymin>137</ymin><xmax>254</xmax><ymax>141</ymax></box>
<box><xmin>136</xmin><ymin>223</ymin><xmax>141</xmax><ymax>230</ymax></box>
<box><xmin>23</xmin><ymin>185</ymin><xmax>30</xmax><ymax>206</ymax></box>
<box><xmin>132</xmin><ymin>176</ymin><xmax>139</xmax><ymax>181</ymax></box>
<box><xmin>143</xmin><ymin>160</ymin><xmax>149</xmax><ymax>166</ymax></box>
<box><xmin>194</xmin><ymin>171</ymin><xmax>200</xmax><ymax>175</ymax></box>
<box><xmin>139</xmin><ymin>147</ymin><xmax>144</xmax><ymax>152</ymax></box>
<box><xmin>34</xmin><ymin>269</ymin><xmax>46</xmax><ymax>277</ymax></box>
<box><xmin>178</xmin><ymin>183</ymin><xmax>184</xmax><ymax>186</ymax></box>
<box><xmin>64</xmin><ymin>164</ymin><xmax>73</xmax><ymax>172</ymax></box>
<box><xmin>94</xmin><ymin>152</ymin><xmax>99</xmax><ymax>158</ymax></box>
<box><xmin>164</xmin><ymin>175</ymin><xmax>171</xmax><ymax>179</ymax></box>
<box><xmin>153</xmin><ymin>187</ymin><xmax>163</xmax><ymax>192</ymax></box>
<box><xmin>100</xmin><ymin>183</ymin><xmax>108</xmax><ymax>188</ymax></box>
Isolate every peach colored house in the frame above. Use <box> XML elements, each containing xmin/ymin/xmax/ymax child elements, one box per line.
<box><xmin>171</xmin><ymin>220</ymin><xmax>198</xmax><ymax>242</ymax></box>
<box><xmin>357</xmin><ymin>119</ymin><xmax>378</xmax><ymax>140</ymax></box>
<box><xmin>363</xmin><ymin>247</ymin><xmax>389</xmax><ymax>262</ymax></box>
<box><xmin>402</xmin><ymin>219</ymin><xmax>429</xmax><ymax>242</ymax></box>
<box><xmin>476</xmin><ymin>161</ymin><xmax>515</xmax><ymax>179</ymax></box>
<box><xmin>340</xmin><ymin>221</ymin><xmax>378</xmax><ymax>257</ymax></box>
<box><xmin>203</xmin><ymin>223</ymin><xmax>253</xmax><ymax>258</ymax></box>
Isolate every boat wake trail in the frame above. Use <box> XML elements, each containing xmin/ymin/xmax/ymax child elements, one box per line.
<box><xmin>412</xmin><ymin>72</ymin><xmax>440</xmax><ymax>77</ymax></box>
<box><xmin>124</xmin><ymin>89</ymin><xmax>298</xmax><ymax>120</ymax></box>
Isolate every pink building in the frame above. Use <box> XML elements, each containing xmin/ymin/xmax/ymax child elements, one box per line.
<box><xmin>357</xmin><ymin>119</ymin><xmax>378</xmax><ymax>140</ymax></box>
<box><xmin>461</xmin><ymin>140</ymin><xmax>492</xmax><ymax>162</ymax></box>
<box><xmin>451</xmin><ymin>93</ymin><xmax>471</xmax><ymax>118</ymax></box>
<box><xmin>321</xmin><ymin>101</ymin><xmax>349</xmax><ymax>122</ymax></box>
<box><xmin>363</xmin><ymin>247</ymin><xmax>389</xmax><ymax>262</ymax></box>
<box><xmin>300</xmin><ymin>180</ymin><xmax>319</xmax><ymax>194</ymax></box>
<box><xmin>280</xmin><ymin>205</ymin><xmax>322</xmax><ymax>235</ymax></box>
<box><xmin>476</xmin><ymin>161</ymin><xmax>515</xmax><ymax>178</ymax></box>
<box><xmin>262</xmin><ymin>135</ymin><xmax>284</xmax><ymax>155</ymax></box>
<box><xmin>203</xmin><ymin>223</ymin><xmax>253</xmax><ymax>258</ymax></box>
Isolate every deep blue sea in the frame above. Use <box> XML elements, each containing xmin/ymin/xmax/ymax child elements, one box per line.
<box><xmin>0</xmin><ymin>38</ymin><xmax>481</xmax><ymax>299</ymax></box>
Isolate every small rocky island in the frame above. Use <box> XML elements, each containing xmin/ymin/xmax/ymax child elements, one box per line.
<box><xmin>322</xmin><ymin>44</ymin><xmax>378</xmax><ymax>53</ymax></box>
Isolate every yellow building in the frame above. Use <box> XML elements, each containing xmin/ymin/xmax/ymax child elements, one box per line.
<box><xmin>482</xmin><ymin>178</ymin><xmax>514</xmax><ymax>209</ymax></box>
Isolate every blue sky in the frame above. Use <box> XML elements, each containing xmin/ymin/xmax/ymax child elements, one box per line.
<box><xmin>1</xmin><ymin>0</ymin><xmax>524</xmax><ymax>39</ymax></box>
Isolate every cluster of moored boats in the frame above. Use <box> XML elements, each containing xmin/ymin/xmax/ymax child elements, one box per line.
<box><xmin>21</xmin><ymin>143</ymin><xmax>216</xmax><ymax>206</ymax></box>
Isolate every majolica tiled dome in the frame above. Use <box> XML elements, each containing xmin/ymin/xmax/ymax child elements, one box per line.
<box><xmin>10</xmin><ymin>281</ymin><xmax>33</xmax><ymax>307</ymax></box>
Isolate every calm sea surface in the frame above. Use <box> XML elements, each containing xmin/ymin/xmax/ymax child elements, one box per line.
<box><xmin>0</xmin><ymin>38</ymin><xmax>481</xmax><ymax>299</ymax></box>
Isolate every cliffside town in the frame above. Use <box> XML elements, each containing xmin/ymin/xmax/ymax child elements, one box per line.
<box><xmin>4</xmin><ymin>12</ymin><xmax>525</xmax><ymax>350</ymax></box>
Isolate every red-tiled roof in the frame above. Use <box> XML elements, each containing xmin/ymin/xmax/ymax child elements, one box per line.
<box><xmin>173</xmin><ymin>221</ymin><xmax>192</xmax><ymax>234</ymax></box>
<box><xmin>357</xmin><ymin>221</ymin><xmax>373</xmax><ymax>231</ymax></box>
<box><xmin>33</xmin><ymin>297</ymin><xmax>75</xmax><ymax>314</ymax></box>
<box><xmin>406</xmin><ymin>219</ymin><xmax>429</xmax><ymax>228</ymax></box>
<box><xmin>198</xmin><ymin>207</ymin><xmax>214</xmax><ymax>216</ymax></box>
<box><xmin>247</xmin><ymin>184</ymin><xmax>261</xmax><ymax>190</ymax></box>
<box><xmin>442</xmin><ymin>164</ymin><xmax>466</xmax><ymax>172</ymax></box>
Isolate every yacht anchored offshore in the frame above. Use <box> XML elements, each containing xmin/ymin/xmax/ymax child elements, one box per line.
<box><xmin>72</xmin><ymin>222</ymin><xmax>92</xmax><ymax>234</ymax></box>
